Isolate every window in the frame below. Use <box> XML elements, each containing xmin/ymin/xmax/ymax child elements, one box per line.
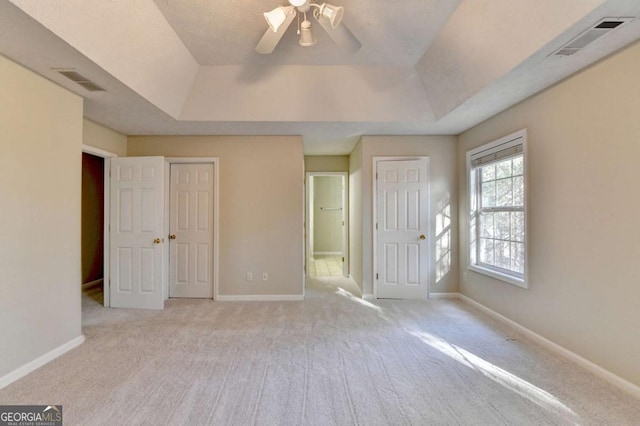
<box><xmin>468</xmin><ymin>129</ymin><xmax>527</xmax><ymax>287</ymax></box>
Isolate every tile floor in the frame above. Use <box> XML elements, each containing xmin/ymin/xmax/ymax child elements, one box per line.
<box><xmin>308</xmin><ymin>255</ymin><xmax>343</xmax><ymax>277</ymax></box>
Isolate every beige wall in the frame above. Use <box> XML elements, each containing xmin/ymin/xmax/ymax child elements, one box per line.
<box><xmin>305</xmin><ymin>155</ymin><xmax>349</xmax><ymax>172</ymax></box>
<box><xmin>128</xmin><ymin>136</ymin><xmax>304</xmax><ymax>297</ymax></box>
<box><xmin>349</xmin><ymin>142</ymin><xmax>363</xmax><ymax>288</ymax></box>
<box><xmin>458</xmin><ymin>40</ymin><xmax>640</xmax><ymax>387</ymax></box>
<box><xmin>313</xmin><ymin>176</ymin><xmax>343</xmax><ymax>253</ymax></box>
<box><xmin>83</xmin><ymin>119</ymin><xmax>127</xmax><ymax>156</ymax></box>
<box><xmin>0</xmin><ymin>55</ymin><xmax>83</xmax><ymax>378</ymax></box>
<box><xmin>351</xmin><ymin>136</ymin><xmax>458</xmax><ymax>296</ymax></box>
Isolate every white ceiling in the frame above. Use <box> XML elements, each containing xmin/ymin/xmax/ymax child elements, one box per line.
<box><xmin>152</xmin><ymin>0</ymin><xmax>459</xmax><ymax>66</ymax></box>
<box><xmin>2</xmin><ymin>0</ymin><xmax>640</xmax><ymax>154</ymax></box>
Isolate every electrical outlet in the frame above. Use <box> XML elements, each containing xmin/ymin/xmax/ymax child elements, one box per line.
<box><xmin>246</xmin><ymin>272</ymin><xmax>253</xmax><ymax>281</ymax></box>
<box><xmin>262</xmin><ymin>272</ymin><xmax>268</xmax><ymax>281</ymax></box>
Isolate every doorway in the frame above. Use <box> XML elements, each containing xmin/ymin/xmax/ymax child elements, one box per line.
<box><xmin>81</xmin><ymin>152</ymin><xmax>104</xmax><ymax>304</ymax></box>
<box><xmin>81</xmin><ymin>145</ymin><xmax>115</xmax><ymax>307</ymax></box>
<box><xmin>306</xmin><ymin>172</ymin><xmax>348</xmax><ymax>278</ymax></box>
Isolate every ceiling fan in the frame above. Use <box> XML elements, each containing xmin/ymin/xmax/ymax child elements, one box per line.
<box><xmin>256</xmin><ymin>0</ymin><xmax>361</xmax><ymax>54</ymax></box>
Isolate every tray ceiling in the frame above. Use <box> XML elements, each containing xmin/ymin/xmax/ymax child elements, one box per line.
<box><xmin>2</xmin><ymin>0</ymin><xmax>640</xmax><ymax>154</ymax></box>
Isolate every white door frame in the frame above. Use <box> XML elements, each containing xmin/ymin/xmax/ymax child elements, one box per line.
<box><xmin>372</xmin><ymin>156</ymin><xmax>431</xmax><ymax>299</ymax></box>
<box><xmin>81</xmin><ymin>144</ymin><xmax>117</xmax><ymax>308</ymax></box>
<box><xmin>165</xmin><ymin>158</ymin><xmax>220</xmax><ymax>300</ymax></box>
<box><xmin>305</xmin><ymin>172</ymin><xmax>349</xmax><ymax>277</ymax></box>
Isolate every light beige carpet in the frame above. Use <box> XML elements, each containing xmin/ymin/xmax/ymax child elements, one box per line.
<box><xmin>1</xmin><ymin>278</ymin><xmax>639</xmax><ymax>425</ymax></box>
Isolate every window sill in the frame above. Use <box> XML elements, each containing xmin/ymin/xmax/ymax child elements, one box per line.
<box><xmin>468</xmin><ymin>265</ymin><xmax>528</xmax><ymax>289</ymax></box>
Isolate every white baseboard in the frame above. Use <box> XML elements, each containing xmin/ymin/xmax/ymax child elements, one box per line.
<box><xmin>429</xmin><ymin>292</ymin><xmax>460</xmax><ymax>299</ymax></box>
<box><xmin>0</xmin><ymin>335</ymin><xmax>85</xmax><ymax>390</ymax></box>
<box><xmin>363</xmin><ymin>293</ymin><xmax>375</xmax><ymax>300</ymax></box>
<box><xmin>457</xmin><ymin>294</ymin><xmax>640</xmax><ymax>400</ymax></box>
<box><xmin>82</xmin><ymin>278</ymin><xmax>103</xmax><ymax>289</ymax></box>
<box><xmin>313</xmin><ymin>251</ymin><xmax>343</xmax><ymax>256</ymax></box>
<box><xmin>216</xmin><ymin>294</ymin><xmax>304</xmax><ymax>302</ymax></box>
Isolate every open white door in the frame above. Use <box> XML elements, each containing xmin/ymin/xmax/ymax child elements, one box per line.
<box><xmin>375</xmin><ymin>159</ymin><xmax>429</xmax><ymax>299</ymax></box>
<box><xmin>110</xmin><ymin>157</ymin><xmax>165</xmax><ymax>309</ymax></box>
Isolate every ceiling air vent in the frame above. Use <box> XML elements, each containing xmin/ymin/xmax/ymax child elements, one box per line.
<box><xmin>552</xmin><ymin>17</ymin><xmax>634</xmax><ymax>56</ymax></box>
<box><xmin>53</xmin><ymin>68</ymin><xmax>105</xmax><ymax>92</ymax></box>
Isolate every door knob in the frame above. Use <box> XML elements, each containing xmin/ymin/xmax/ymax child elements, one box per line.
<box><xmin>153</xmin><ymin>238</ymin><xmax>161</xmax><ymax>244</ymax></box>
<box><xmin>169</xmin><ymin>234</ymin><xmax>176</xmax><ymax>240</ymax></box>
<box><xmin>419</xmin><ymin>234</ymin><xmax>426</xmax><ymax>240</ymax></box>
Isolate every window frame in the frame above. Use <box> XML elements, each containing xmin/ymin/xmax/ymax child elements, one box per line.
<box><xmin>466</xmin><ymin>129</ymin><xmax>528</xmax><ymax>288</ymax></box>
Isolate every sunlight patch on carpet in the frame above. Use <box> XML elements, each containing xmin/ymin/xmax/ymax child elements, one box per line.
<box><xmin>408</xmin><ymin>330</ymin><xmax>580</xmax><ymax>421</ymax></box>
<box><xmin>335</xmin><ymin>287</ymin><xmax>383</xmax><ymax>313</ymax></box>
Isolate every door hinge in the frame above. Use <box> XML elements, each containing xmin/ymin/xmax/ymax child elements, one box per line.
<box><xmin>342</xmin><ymin>257</ymin><xmax>345</xmax><ymax>262</ymax></box>
<box><xmin>376</xmin><ymin>172</ymin><xmax>378</xmax><ymax>180</ymax></box>
<box><xmin>342</xmin><ymin>220</ymin><xmax>345</xmax><ymax>226</ymax></box>
<box><xmin>376</xmin><ymin>273</ymin><xmax>379</xmax><ymax>280</ymax></box>
<box><xmin>376</xmin><ymin>223</ymin><xmax>378</xmax><ymax>230</ymax></box>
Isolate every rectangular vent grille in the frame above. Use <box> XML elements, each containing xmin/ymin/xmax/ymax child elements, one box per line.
<box><xmin>595</xmin><ymin>21</ymin><xmax>625</xmax><ymax>29</ymax></box>
<box><xmin>53</xmin><ymin>69</ymin><xmax>105</xmax><ymax>92</ymax></box>
<box><xmin>552</xmin><ymin>17</ymin><xmax>634</xmax><ymax>56</ymax></box>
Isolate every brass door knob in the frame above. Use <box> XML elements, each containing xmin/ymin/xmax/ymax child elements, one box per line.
<box><xmin>169</xmin><ymin>234</ymin><xmax>176</xmax><ymax>240</ymax></box>
<box><xmin>419</xmin><ymin>234</ymin><xmax>426</xmax><ymax>240</ymax></box>
<box><xmin>153</xmin><ymin>238</ymin><xmax>161</xmax><ymax>244</ymax></box>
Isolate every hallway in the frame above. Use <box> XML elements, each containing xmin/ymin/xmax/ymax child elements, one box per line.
<box><xmin>307</xmin><ymin>255</ymin><xmax>344</xmax><ymax>277</ymax></box>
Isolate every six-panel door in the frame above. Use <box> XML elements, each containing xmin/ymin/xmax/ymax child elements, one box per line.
<box><xmin>109</xmin><ymin>157</ymin><xmax>165</xmax><ymax>309</ymax></box>
<box><xmin>376</xmin><ymin>159</ymin><xmax>429</xmax><ymax>299</ymax></box>
<box><xmin>169</xmin><ymin>163</ymin><xmax>214</xmax><ymax>298</ymax></box>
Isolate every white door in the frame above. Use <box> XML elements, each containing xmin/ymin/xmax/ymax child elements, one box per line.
<box><xmin>169</xmin><ymin>164</ymin><xmax>214</xmax><ymax>298</ymax></box>
<box><xmin>110</xmin><ymin>157</ymin><xmax>165</xmax><ymax>309</ymax></box>
<box><xmin>376</xmin><ymin>159</ymin><xmax>429</xmax><ymax>299</ymax></box>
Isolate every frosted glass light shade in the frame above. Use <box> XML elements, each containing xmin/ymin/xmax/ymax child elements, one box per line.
<box><xmin>289</xmin><ymin>0</ymin><xmax>308</xmax><ymax>6</ymax></box>
<box><xmin>320</xmin><ymin>4</ymin><xmax>344</xmax><ymax>28</ymax></box>
<box><xmin>264</xmin><ymin>7</ymin><xmax>288</xmax><ymax>32</ymax></box>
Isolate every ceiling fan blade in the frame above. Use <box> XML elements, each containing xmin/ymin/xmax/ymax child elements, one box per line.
<box><xmin>315</xmin><ymin>16</ymin><xmax>361</xmax><ymax>53</ymax></box>
<box><xmin>255</xmin><ymin>9</ymin><xmax>296</xmax><ymax>54</ymax></box>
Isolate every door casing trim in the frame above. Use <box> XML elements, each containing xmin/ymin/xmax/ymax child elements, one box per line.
<box><xmin>305</xmin><ymin>172</ymin><xmax>349</xmax><ymax>278</ymax></box>
<box><xmin>82</xmin><ymin>144</ymin><xmax>117</xmax><ymax>308</ymax></box>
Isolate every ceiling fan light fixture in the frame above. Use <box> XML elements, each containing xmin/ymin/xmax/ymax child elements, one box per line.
<box><xmin>299</xmin><ymin>19</ymin><xmax>316</xmax><ymax>46</ymax></box>
<box><xmin>264</xmin><ymin>6</ymin><xmax>292</xmax><ymax>32</ymax></box>
<box><xmin>319</xmin><ymin>3</ymin><xmax>344</xmax><ymax>29</ymax></box>
<box><xmin>256</xmin><ymin>0</ymin><xmax>360</xmax><ymax>54</ymax></box>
